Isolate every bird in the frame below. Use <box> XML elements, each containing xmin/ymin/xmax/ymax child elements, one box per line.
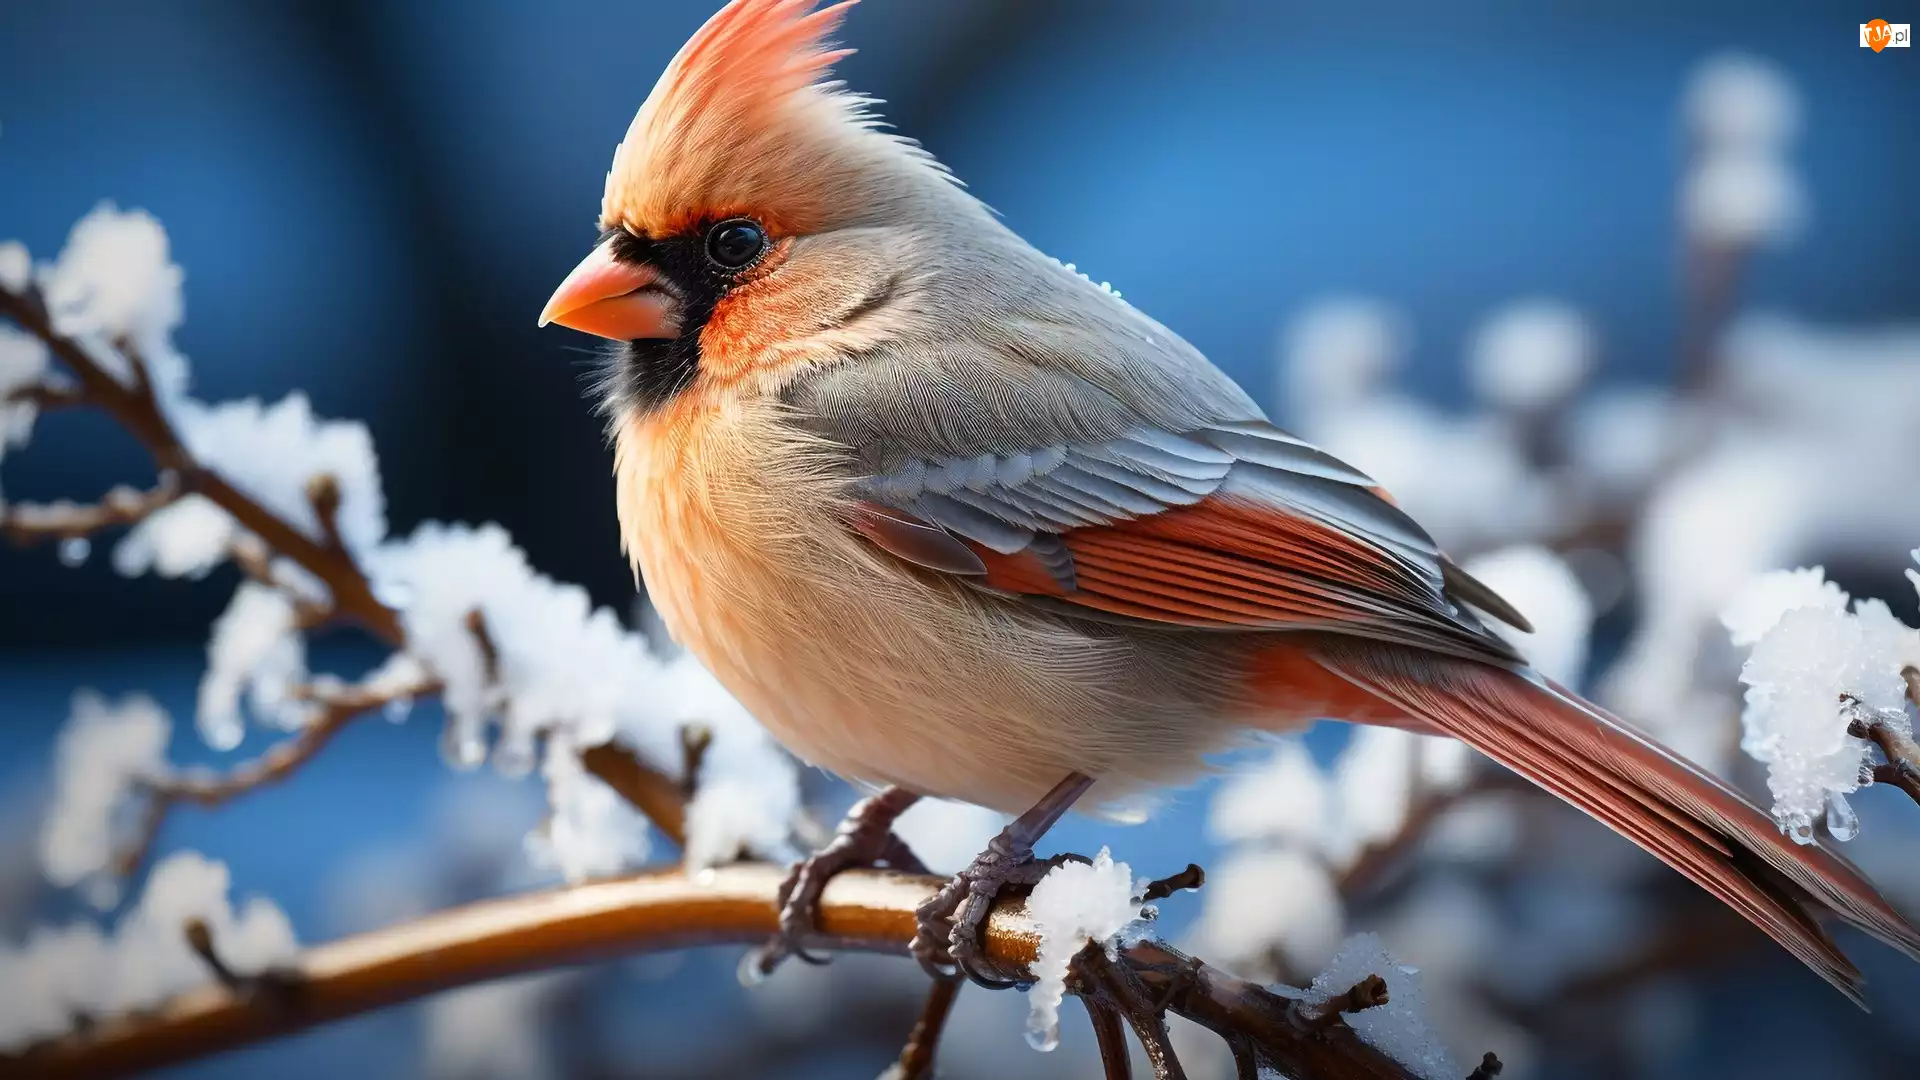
<box><xmin>538</xmin><ymin>0</ymin><xmax>1920</xmax><ymax>998</ymax></box>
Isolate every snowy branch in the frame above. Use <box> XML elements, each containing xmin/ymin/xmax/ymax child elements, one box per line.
<box><xmin>0</xmin><ymin>475</ymin><xmax>179</xmax><ymax>546</ymax></box>
<box><xmin>1855</xmin><ymin>671</ymin><xmax>1920</xmax><ymax>807</ymax></box>
<box><xmin>2</xmin><ymin>865</ymin><xmax>1449</xmax><ymax>1080</ymax></box>
<box><xmin>0</xmin><ymin>277</ymin><xmax>689</xmax><ymax>845</ymax></box>
<box><xmin>113</xmin><ymin>673</ymin><xmax>442</xmax><ymax>879</ymax></box>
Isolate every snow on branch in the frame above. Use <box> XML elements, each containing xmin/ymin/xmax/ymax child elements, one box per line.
<box><xmin>1</xmin><ymin>850</ymin><xmax>297</xmax><ymax>1055</ymax></box>
<box><xmin>1721</xmin><ymin>561</ymin><xmax>1920</xmax><ymax>841</ymax></box>
<box><xmin>0</xmin><ymin>223</ymin><xmax>718</xmax><ymax>863</ymax></box>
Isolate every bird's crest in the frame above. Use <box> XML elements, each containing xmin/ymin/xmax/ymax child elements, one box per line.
<box><xmin>602</xmin><ymin>0</ymin><xmax>877</xmax><ymax>238</ymax></box>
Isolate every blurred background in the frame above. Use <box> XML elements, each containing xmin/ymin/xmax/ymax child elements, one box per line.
<box><xmin>2</xmin><ymin>1</ymin><xmax>1918</xmax><ymax>1078</ymax></box>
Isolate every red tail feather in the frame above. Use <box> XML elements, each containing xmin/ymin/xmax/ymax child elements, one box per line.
<box><xmin>1265</xmin><ymin>637</ymin><xmax>1920</xmax><ymax>1006</ymax></box>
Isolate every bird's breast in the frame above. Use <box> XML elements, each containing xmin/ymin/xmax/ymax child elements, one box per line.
<box><xmin>609</xmin><ymin>392</ymin><xmax>1242</xmax><ymax>810</ymax></box>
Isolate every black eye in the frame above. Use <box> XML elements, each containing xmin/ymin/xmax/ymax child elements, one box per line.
<box><xmin>704</xmin><ymin>218</ymin><xmax>767</xmax><ymax>270</ymax></box>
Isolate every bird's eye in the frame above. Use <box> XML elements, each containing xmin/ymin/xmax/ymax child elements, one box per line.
<box><xmin>704</xmin><ymin>218</ymin><xmax>768</xmax><ymax>270</ymax></box>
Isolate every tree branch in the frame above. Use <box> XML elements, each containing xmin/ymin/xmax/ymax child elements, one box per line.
<box><xmin>0</xmin><ymin>282</ymin><xmax>686</xmax><ymax>842</ymax></box>
<box><xmin>0</xmin><ymin>475</ymin><xmax>179</xmax><ymax>545</ymax></box>
<box><xmin>880</xmin><ymin>975</ymin><xmax>961</xmax><ymax>1080</ymax></box>
<box><xmin>6</xmin><ymin>378</ymin><xmax>89</xmax><ymax>412</ymax></box>
<box><xmin>3</xmin><ymin>866</ymin><xmax>1430</xmax><ymax>1080</ymax></box>
<box><xmin>1845</xmin><ymin>684</ymin><xmax>1920</xmax><ymax>809</ymax></box>
<box><xmin>1286</xmin><ymin>975</ymin><xmax>1389</xmax><ymax>1033</ymax></box>
<box><xmin>113</xmin><ymin>675</ymin><xmax>441</xmax><ymax>878</ymax></box>
<box><xmin>1337</xmin><ymin>774</ymin><xmax>1524</xmax><ymax>899</ymax></box>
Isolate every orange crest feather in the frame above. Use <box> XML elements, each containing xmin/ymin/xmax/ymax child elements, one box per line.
<box><xmin>603</xmin><ymin>0</ymin><xmax>866</xmax><ymax>238</ymax></box>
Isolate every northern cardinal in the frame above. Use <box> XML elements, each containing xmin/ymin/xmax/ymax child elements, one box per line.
<box><xmin>540</xmin><ymin>0</ymin><xmax>1919</xmax><ymax>996</ymax></box>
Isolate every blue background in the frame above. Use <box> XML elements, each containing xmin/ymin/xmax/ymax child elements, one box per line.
<box><xmin>2</xmin><ymin>2</ymin><xmax>1916</xmax><ymax>1077</ymax></box>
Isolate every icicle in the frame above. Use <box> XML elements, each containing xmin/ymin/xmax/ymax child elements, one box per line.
<box><xmin>1823</xmin><ymin>790</ymin><xmax>1859</xmax><ymax>842</ymax></box>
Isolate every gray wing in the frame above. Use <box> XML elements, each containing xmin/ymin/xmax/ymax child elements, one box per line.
<box><xmin>781</xmin><ymin>245</ymin><xmax>1528</xmax><ymax>660</ymax></box>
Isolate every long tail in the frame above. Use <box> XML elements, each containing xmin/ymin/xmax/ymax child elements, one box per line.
<box><xmin>1299</xmin><ymin>637</ymin><xmax>1920</xmax><ymax>1006</ymax></box>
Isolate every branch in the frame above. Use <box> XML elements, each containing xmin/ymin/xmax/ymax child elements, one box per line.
<box><xmin>880</xmin><ymin>975</ymin><xmax>961</xmax><ymax>1080</ymax></box>
<box><xmin>0</xmin><ymin>283</ymin><xmax>686</xmax><ymax>841</ymax></box>
<box><xmin>6</xmin><ymin>378</ymin><xmax>89</xmax><ymax>412</ymax></box>
<box><xmin>1286</xmin><ymin>975</ymin><xmax>1389</xmax><ymax>1033</ymax></box>
<box><xmin>113</xmin><ymin>675</ymin><xmax>440</xmax><ymax>878</ymax></box>
<box><xmin>1846</xmin><ymin>684</ymin><xmax>1920</xmax><ymax>809</ymax></box>
<box><xmin>1337</xmin><ymin>774</ymin><xmax>1524</xmax><ymax>899</ymax></box>
<box><xmin>0</xmin><ymin>475</ymin><xmax>179</xmax><ymax>545</ymax></box>
<box><xmin>3</xmin><ymin>865</ymin><xmax>1429</xmax><ymax>1080</ymax></box>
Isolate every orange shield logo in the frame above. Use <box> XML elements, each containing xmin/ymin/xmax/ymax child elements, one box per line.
<box><xmin>1866</xmin><ymin>18</ymin><xmax>1893</xmax><ymax>51</ymax></box>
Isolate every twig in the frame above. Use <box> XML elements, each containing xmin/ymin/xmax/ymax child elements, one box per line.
<box><xmin>1074</xmin><ymin>946</ymin><xmax>1189</xmax><ymax>1080</ymax></box>
<box><xmin>113</xmin><ymin>675</ymin><xmax>441</xmax><ymax>878</ymax></box>
<box><xmin>6</xmin><ymin>378</ymin><xmax>88</xmax><ymax>411</ymax></box>
<box><xmin>0</xmin><ymin>281</ymin><xmax>687</xmax><ymax>840</ymax></box>
<box><xmin>182</xmin><ymin>919</ymin><xmax>242</xmax><ymax>992</ymax></box>
<box><xmin>1287</xmin><ymin>975</ymin><xmax>1390</xmax><ymax>1034</ymax></box>
<box><xmin>3</xmin><ymin>865</ymin><xmax>1431</xmax><ymax>1080</ymax></box>
<box><xmin>1337</xmin><ymin>776</ymin><xmax>1514</xmax><ymax>899</ymax></box>
<box><xmin>183</xmin><ymin>918</ymin><xmax>301</xmax><ymax>1007</ymax></box>
<box><xmin>304</xmin><ymin>474</ymin><xmax>346</xmax><ymax>555</ymax></box>
<box><xmin>581</xmin><ymin>742</ymin><xmax>691</xmax><ymax>849</ymax></box>
<box><xmin>1140</xmin><ymin>863</ymin><xmax>1205</xmax><ymax>904</ymax></box>
<box><xmin>679</xmin><ymin>723</ymin><xmax>714</xmax><ymax>798</ymax></box>
<box><xmin>1083</xmin><ymin>992</ymin><xmax>1134</xmax><ymax>1080</ymax></box>
<box><xmin>463</xmin><ymin>608</ymin><xmax>500</xmax><ymax>683</ymax></box>
<box><xmin>881</xmin><ymin>975</ymin><xmax>961</xmax><ymax>1080</ymax></box>
<box><xmin>0</xmin><ymin>475</ymin><xmax>179</xmax><ymax>545</ymax></box>
<box><xmin>1844</xmin><ymin>689</ymin><xmax>1920</xmax><ymax>809</ymax></box>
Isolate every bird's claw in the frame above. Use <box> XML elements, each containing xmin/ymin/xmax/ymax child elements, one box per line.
<box><xmin>912</xmin><ymin>840</ymin><xmax>1085</xmax><ymax>988</ymax></box>
<box><xmin>751</xmin><ymin>789</ymin><xmax>925</xmax><ymax>979</ymax></box>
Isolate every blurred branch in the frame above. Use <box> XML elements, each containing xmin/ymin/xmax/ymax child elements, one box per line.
<box><xmin>1678</xmin><ymin>242</ymin><xmax>1748</xmax><ymax>394</ymax></box>
<box><xmin>880</xmin><ymin>975</ymin><xmax>961</xmax><ymax>1080</ymax></box>
<box><xmin>6</xmin><ymin>378</ymin><xmax>88</xmax><ymax>411</ymax></box>
<box><xmin>3</xmin><ymin>865</ymin><xmax>1436</xmax><ymax>1080</ymax></box>
<box><xmin>1338</xmin><ymin>773</ymin><xmax>1529</xmax><ymax>899</ymax></box>
<box><xmin>0</xmin><ymin>281</ymin><xmax>686</xmax><ymax>842</ymax></box>
<box><xmin>0</xmin><ymin>474</ymin><xmax>179</xmax><ymax>545</ymax></box>
<box><xmin>115</xmin><ymin>674</ymin><xmax>441</xmax><ymax>878</ymax></box>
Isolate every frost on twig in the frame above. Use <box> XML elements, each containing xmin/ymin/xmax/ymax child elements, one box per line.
<box><xmin>1288</xmin><ymin>973</ymin><xmax>1390</xmax><ymax>1033</ymax></box>
<box><xmin>1722</xmin><ymin>562</ymin><xmax>1920</xmax><ymax>841</ymax></box>
<box><xmin>1287</xmin><ymin>934</ymin><xmax>1459</xmax><ymax>1080</ymax></box>
<box><xmin>38</xmin><ymin>693</ymin><xmax>172</xmax><ymax>904</ymax></box>
<box><xmin>42</xmin><ymin>666</ymin><xmax>441</xmax><ymax>889</ymax></box>
<box><xmin>0</xmin><ymin>851</ymin><xmax>297</xmax><ymax>1054</ymax></box>
<box><xmin>0</xmin><ymin>476</ymin><xmax>179</xmax><ymax>547</ymax></box>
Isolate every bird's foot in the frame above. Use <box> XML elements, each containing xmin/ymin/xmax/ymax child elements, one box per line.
<box><xmin>911</xmin><ymin>771</ymin><xmax>1098</xmax><ymax>988</ymax></box>
<box><xmin>913</xmin><ymin>838</ymin><xmax>1086</xmax><ymax>987</ymax></box>
<box><xmin>751</xmin><ymin>787</ymin><xmax>924</xmax><ymax>979</ymax></box>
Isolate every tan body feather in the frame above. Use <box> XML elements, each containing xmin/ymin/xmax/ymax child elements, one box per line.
<box><xmin>616</xmin><ymin>390</ymin><xmax>1264</xmax><ymax>812</ymax></box>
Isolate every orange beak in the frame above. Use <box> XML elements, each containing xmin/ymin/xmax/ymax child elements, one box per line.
<box><xmin>538</xmin><ymin>240</ymin><xmax>682</xmax><ymax>341</ymax></box>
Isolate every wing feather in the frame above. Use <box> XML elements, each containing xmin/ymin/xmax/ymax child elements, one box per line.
<box><xmin>842</xmin><ymin>419</ymin><xmax>1526</xmax><ymax>663</ymax></box>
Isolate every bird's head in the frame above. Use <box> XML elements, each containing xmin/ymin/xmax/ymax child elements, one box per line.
<box><xmin>540</xmin><ymin>0</ymin><xmax>970</xmax><ymax>416</ymax></box>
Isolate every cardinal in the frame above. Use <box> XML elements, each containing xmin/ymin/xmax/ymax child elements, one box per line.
<box><xmin>539</xmin><ymin>0</ymin><xmax>1919</xmax><ymax>997</ymax></box>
